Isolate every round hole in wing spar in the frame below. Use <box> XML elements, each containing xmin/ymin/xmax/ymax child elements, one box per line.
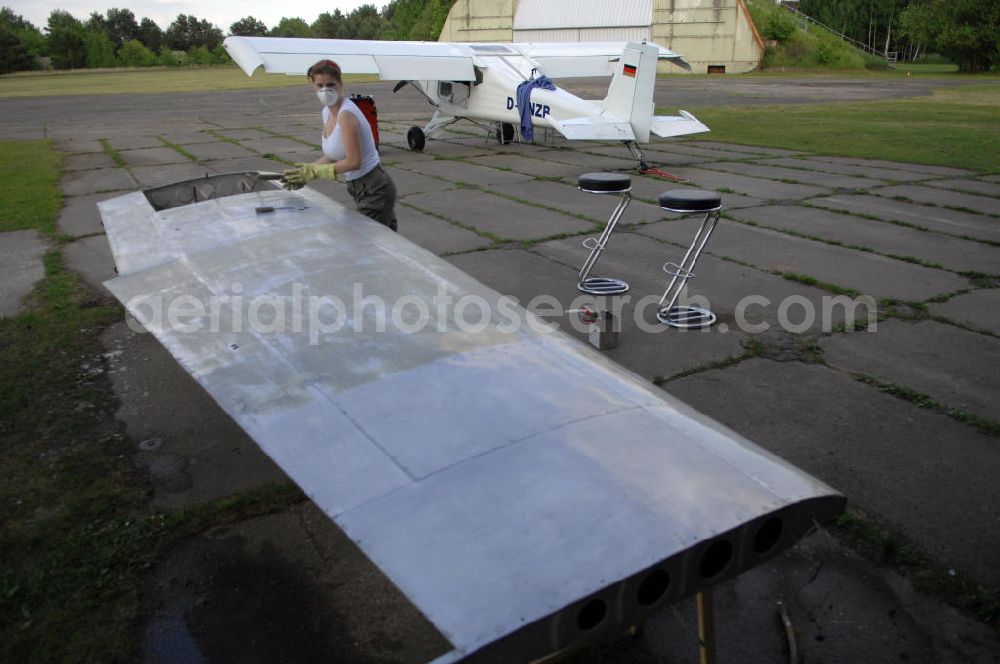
<box><xmin>698</xmin><ymin>540</ymin><xmax>733</xmax><ymax>579</ymax></box>
<box><xmin>753</xmin><ymin>517</ymin><xmax>784</xmax><ymax>554</ymax></box>
<box><xmin>636</xmin><ymin>569</ymin><xmax>670</xmax><ymax>606</ymax></box>
<box><xmin>576</xmin><ymin>598</ymin><xmax>607</xmax><ymax>631</ymax></box>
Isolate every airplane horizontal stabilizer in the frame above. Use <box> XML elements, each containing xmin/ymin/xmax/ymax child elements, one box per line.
<box><xmin>553</xmin><ymin>116</ymin><xmax>636</xmax><ymax>141</ymax></box>
<box><xmin>650</xmin><ymin>110</ymin><xmax>711</xmax><ymax>138</ymax></box>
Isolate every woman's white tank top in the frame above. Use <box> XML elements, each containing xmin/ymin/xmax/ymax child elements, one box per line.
<box><xmin>321</xmin><ymin>99</ymin><xmax>380</xmax><ymax>181</ymax></box>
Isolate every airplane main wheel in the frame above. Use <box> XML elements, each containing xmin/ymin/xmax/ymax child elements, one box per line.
<box><xmin>407</xmin><ymin>126</ymin><xmax>425</xmax><ymax>151</ymax></box>
<box><xmin>497</xmin><ymin>122</ymin><xmax>515</xmax><ymax>144</ymax></box>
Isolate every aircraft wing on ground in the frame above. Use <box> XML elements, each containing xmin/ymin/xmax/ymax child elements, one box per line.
<box><xmin>99</xmin><ymin>172</ymin><xmax>844</xmax><ymax>662</ymax></box>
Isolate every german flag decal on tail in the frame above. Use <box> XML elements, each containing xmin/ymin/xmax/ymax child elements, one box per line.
<box><xmin>623</xmin><ymin>63</ymin><xmax>637</xmax><ymax>77</ymax></box>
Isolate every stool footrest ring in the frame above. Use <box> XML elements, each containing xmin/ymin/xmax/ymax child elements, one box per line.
<box><xmin>657</xmin><ymin>306</ymin><xmax>716</xmax><ymax>329</ymax></box>
<box><xmin>662</xmin><ymin>262</ymin><xmax>695</xmax><ymax>279</ymax></box>
<box><xmin>579</xmin><ymin>277</ymin><xmax>630</xmax><ymax>295</ymax></box>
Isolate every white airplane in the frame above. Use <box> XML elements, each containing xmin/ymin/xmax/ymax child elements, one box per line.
<box><xmin>223</xmin><ymin>37</ymin><xmax>709</xmax><ymax>166</ymax></box>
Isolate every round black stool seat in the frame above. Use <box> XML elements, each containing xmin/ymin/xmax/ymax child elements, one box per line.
<box><xmin>659</xmin><ymin>189</ymin><xmax>722</xmax><ymax>213</ymax></box>
<box><xmin>578</xmin><ymin>172</ymin><xmax>631</xmax><ymax>194</ymax></box>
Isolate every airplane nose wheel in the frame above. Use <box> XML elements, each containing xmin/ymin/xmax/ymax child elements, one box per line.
<box><xmin>407</xmin><ymin>126</ymin><xmax>425</xmax><ymax>151</ymax></box>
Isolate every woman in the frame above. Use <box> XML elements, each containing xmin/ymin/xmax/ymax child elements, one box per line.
<box><xmin>282</xmin><ymin>59</ymin><xmax>398</xmax><ymax>231</ymax></box>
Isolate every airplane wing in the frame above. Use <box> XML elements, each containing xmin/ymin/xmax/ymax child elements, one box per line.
<box><xmin>224</xmin><ymin>37</ymin><xmax>691</xmax><ymax>82</ymax></box>
<box><xmin>651</xmin><ymin>110</ymin><xmax>711</xmax><ymax>138</ymax></box>
<box><xmin>510</xmin><ymin>41</ymin><xmax>693</xmax><ymax>76</ymax></box>
<box><xmin>550</xmin><ymin>115</ymin><xmax>636</xmax><ymax>140</ymax></box>
<box><xmin>224</xmin><ymin>36</ymin><xmax>477</xmax><ymax>81</ymax></box>
<box><xmin>99</xmin><ymin>172</ymin><xmax>843</xmax><ymax>662</ymax></box>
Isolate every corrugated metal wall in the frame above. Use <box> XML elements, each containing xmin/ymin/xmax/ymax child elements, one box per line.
<box><xmin>513</xmin><ymin>27</ymin><xmax>652</xmax><ymax>43</ymax></box>
<box><xmin>513</xmin><ymin>0</ymin><xmax>653</xmax><ymax>30</ymax></box>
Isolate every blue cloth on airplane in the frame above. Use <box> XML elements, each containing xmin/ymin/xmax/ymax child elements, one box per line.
<box><xmin>516</xmin><ymin>76</ymin><xmax>556</xmax><ymax>141</ymax></box>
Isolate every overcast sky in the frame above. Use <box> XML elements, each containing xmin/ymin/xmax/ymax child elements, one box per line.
<box><xmin>7</xmin><ymin>0</ymin><xmax>374</xmax><ymax>33</ymax></box>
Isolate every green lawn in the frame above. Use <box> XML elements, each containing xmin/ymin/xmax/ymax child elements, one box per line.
<box><xmin>0</xmin><ymin>141</ymin><xmax>62</xmax><ymax>233</ymax></box>
<box><xmin>0</xmin><ymin>66</ymin><xmax>376</xmax><ymax>98</ymax></box>
<box><xmin>0</xmin><ymin>139</ymin><xmax>302</xmax><ymax>662</ymax></box>
<box><xmin>675</xmin><ymin>83</ymin><xmax>1000</xmax><ymax>172</ymax></box>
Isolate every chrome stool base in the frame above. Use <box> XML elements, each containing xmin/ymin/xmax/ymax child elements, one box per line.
<box><xmin>657</xmin><ymin>306</ymin><xmax>717</xmax><ymax>329</ymax></box>
<box><xmin>578</xmin><ymin>277</ymin><xmax>630</xmax><ymax>295</ymax></box>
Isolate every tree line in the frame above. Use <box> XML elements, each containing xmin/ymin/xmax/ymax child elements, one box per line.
<box><xmin>795</xmin><ymin>0</ymin><xmax>998</xmax><ymax>72</ymax></box>
<box><xmin>0</xmin><ymin>0</ymin><xmax>454</xmax><ymax>74</ymax></box>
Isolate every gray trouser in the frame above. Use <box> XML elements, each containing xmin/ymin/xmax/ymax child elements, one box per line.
<box><xmin>346</xmin><ymin>164</ymin><xmax>398</xmax><ymax>231</ymax></box>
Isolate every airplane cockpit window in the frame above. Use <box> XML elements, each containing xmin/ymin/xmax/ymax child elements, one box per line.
<box><xmin>438</xmin><ymin>81</ymin><xmax>471</xmax><ymax>107</ymax></box>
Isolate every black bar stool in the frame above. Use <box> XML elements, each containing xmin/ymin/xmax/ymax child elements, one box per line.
<box><xmin>656</xmin><ymin>189</ymin><xmax>723</xmax><ymax>328</ymax></box>
<box><xmin>576</xmin><ymin>173</ymin><xmax>632</xmax><ymax>295</ymax></box>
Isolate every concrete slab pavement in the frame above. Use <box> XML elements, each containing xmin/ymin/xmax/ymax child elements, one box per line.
<box><xmin>820</xmin><ymin>320</ymin><xmax>1000</xmax><ymax>422</ymax></box>
<box><xmin>758</xmin><ymin>156</ymin><xmax>933</xmax><ymax>182</ymax></box>
<box><xmin>668</xmin><ymin>358</ymin><xmax>1000</xmax><ymax>587</ymax></box>
<box><xmin>447</xmin><ymin>247</ymin><xmax>747</xmax><ymax>380</ymax></box>
<box><xmin>59</xmin><ymin>166</ymin><xmax>137</xmax><ymax>196</ymax></box>
<box><xmin>873</xmin><ymin>184</ymin><xmax>1000</xmax><ymax>216</ymax></box>
<box><xmin>929</xmin><ymin>289</ymin><xmax>1000</xmax><ymax>335</ymax></box>
<box><xmin>405</xmin><ymin>188</ymin><xmax>596</xmax><ymax>241</ymax></box>
<box><xmin>56</xmin><ymin>191</ymin><xmax>119</xmax><ymax>237</ymax></box>
<box><xmin>814</xmin><ymin>157</ymin><xmax>973</xmax><ymax>178</ymax></box>
<box><xmin>807</xmin><ymin>193</ymin><xmax>1000</xmax><ymax>243</ymax></box>
<box><xmin>681</xmin><ymin>141</ymin><xmax>804</xmax><ymax>157</ymax></box>
<box><xmin>464</xmin><ymin>152</ymin><xmax>583</xmax><ymax>178</ymax></box>
<box><xmin>638</xmin><ymin>217</ymin><xmax>971</xmax><ymax>302</ymax></box>
<box><xmin>182</xmin><ymin>141</ymin><xmax>258</xmax><ymax>161</ymax></box>
<box><xmin>395</xmin><ymin>158</ymin><xmax>534</xmax><ymax>186</ymax></box>
<box><xmin>129</xmin><ymin>163</ymin><xmax>217</xmax><ymax>188</ymax></box>
<box><xmin>0</xmin><ymin>230</ymin><xmax>46</xmax><ymax>318</ymax></box>
<box><xmin>62</xmin><ymin>234</ymin><xmax>116</xmax><ymax>292</ymax></box>
<box><xmin>531</xmin><ymin>230</ymin><xmax>858</xmax><ymax>335</ymax></box>
<box><xmin>486</xmin><ymin>179</ymin><xmax>666</xmax><ymax>225</ymax></box>
<box><xmin>119</xmin><ymin>146</ymin><xmax>194</xmax><ymax>167</ymax></box>
<box><xmin>397</xmin><ymin>205</ymin><xmax>494</xmax><ymax>255</ymax></box>
<box><xmin>923</xmin><ymin>178</ymin><xmax>1000</xmax><ymax>198</ymax></box>
<box><xmin>666</xmin><ymin>167</ymin><xmax>832</xmax><ymax>200</ymax></box>
<box><xmin>700</xmin><ymin>160</ymin><xmax>886</xmax><ymax>190</ymax></box>
<box><xmin>62</xmin><ymin>152</ymin><xmax>118</xmax><ymax>171</ymax></box>
<box><xmin>383</xmin><ymin>165</ymin><xmax>457</xmax><ymax>198</ymax></box>
<box><xmin>728</xmin><ymin>205</ymin><xmax>1000</xmax><ymax>274</ymax></box>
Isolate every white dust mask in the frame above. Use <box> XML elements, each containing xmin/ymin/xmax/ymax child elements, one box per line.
<box><xmin>316</xmin><ymin>87</ymin><xmax>341</xmax><ymax>106</ymax></box>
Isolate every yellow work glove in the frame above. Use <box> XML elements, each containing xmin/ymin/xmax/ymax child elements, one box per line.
<box><xmin>281</xmin><ymin>163</ymin><xmax>337</xmax><ymax>189</ymax></box>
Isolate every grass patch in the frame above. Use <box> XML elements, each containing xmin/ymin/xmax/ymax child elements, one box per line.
<box><xmin>678</xmin><ymin>85</ymin><xmax>1000</xmax><ymax>172</ymax></box>
<box><xmin>0</xmin><ymin>67</ymin><xmax>376</xmax><ymax>98</ymax></box>
<box><xmin>0</xmin><ymin>139</ymin><xmax>306</xmax><ymax>661</ymax></box>
<box><xmin>157</xmin><ymin>136</ymin><xmax>196</xmax><ymax>162</ymax></box>
<box><xmin>854</xmin><ymin>373</ymin><xmax>1000</xmax><ymax>436</ymax></box>
<box><xmin>782</xmin><ymin>271</ymin><xmax>861</xmax><ymax>297</ymax></box>
<box><xmin>99</xmin><ymin>138</ymin><xmax>126</xmax><ymax>169</ymax></box>
<box><xmin>833</xmin><ymin>509</ymin><xmax>1000</xmax><ymax>628</ymax></box>
<box><xmin>0</xmin><ymin>141</ymin><xmax>61</xmax><ymax>234</ymax></box>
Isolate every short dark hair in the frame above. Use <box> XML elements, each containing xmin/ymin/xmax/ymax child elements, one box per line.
<box><xmin>307</xmin><ymin>59</ymin><xmax>342</xmax><ymax>83</ymax></box>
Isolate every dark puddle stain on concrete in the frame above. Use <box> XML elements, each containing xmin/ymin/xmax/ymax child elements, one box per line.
<box><xmin>143</xmin><ymin>531</ymin><xmax>377</xmax><ymax>664</ymax></box>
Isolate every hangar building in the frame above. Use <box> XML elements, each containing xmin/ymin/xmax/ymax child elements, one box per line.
<box><xmin>438</xmin><ymin>0</ymin><xmax>764</xmax><ymax>74</ymax></box>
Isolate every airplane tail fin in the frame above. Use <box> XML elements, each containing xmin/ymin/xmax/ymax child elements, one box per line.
<box><xmin>599</xmin><ymin>42</ymin><xmax>710</xmax><ymax>143</ymax></box>
<box><xmin>600</xmin><ymin>42</ymin><xmax>658</xmax><ymax>143</ymax></box>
